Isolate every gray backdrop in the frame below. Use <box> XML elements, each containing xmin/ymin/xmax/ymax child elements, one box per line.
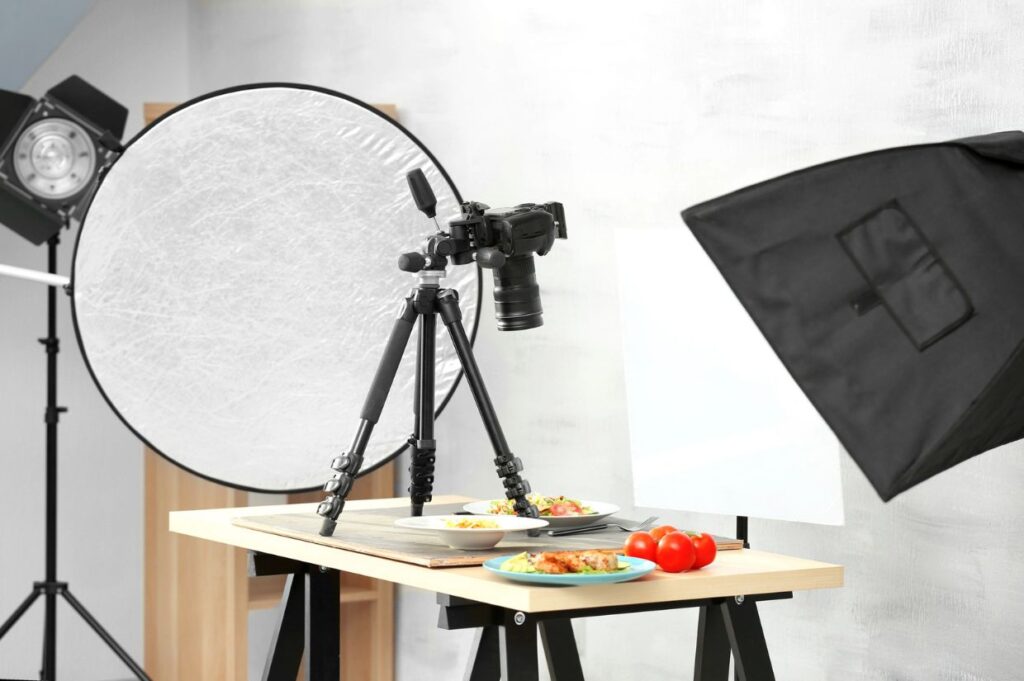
<box><xmin>2</xmin><ymin>1</ymin><xmax>1023</xmax><ymax>679</ymax></box>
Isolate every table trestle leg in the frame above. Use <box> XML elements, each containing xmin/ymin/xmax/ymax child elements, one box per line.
<box><xmin>262</xmin><ymin>573</ymin><xmax>305</xmax><ymax>681</ymax></box>
<box><xmin>499</xmin><ymin>610</ymin><xmax>539</xmax><ymax>681</ymax></box>
<box><xmin>539</xmin><ymin>619</ymin><xmax>585</xmax><ymax>681</ymax></box>
<box><xmin>464</xmin><ymin>626</ymin><xmax>501</xmax><ymax>681</ymax></box>
<box><xmin>253</xmin><ymin>554</ymin><xmax>341</xmax><ymax>681</ymax></box>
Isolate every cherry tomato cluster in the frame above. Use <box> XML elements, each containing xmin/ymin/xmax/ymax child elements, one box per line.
<box><xmin>623</xmin><ymin>525</ymin><xmax>717</xmax><ymax>573</ymax></box>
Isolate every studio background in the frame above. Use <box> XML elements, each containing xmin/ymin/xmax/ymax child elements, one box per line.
<box><xmin>2</xmin><ymin>1</ymin><xmax>1023</xmax><ymax>679</ymax></box>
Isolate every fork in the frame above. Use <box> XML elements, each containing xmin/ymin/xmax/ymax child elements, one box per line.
<box><xmin>547</xmin><ymin>515</ymin><xmax>658</xmax><ymax>537</ymax></box>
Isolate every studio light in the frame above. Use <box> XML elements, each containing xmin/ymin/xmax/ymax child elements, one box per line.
<box><xmin>682</xmin><ymin>131</ymin><xmax>1024</xmax><ymax>502</ymax></box>
<box><xmin>0</xmin><ymin>75</ymin><xmax>126</xmax><ymax>244</ymax></box>
<box><xmin>0</xmin><ymin>76</ymin><xmax>143</xmax><ymax>681</ymax></box>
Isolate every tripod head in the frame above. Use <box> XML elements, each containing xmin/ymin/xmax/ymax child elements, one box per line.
<box><xmin>400</xmin><ymin>168</ymin><xmax>566</xmax><ymax>331</ymax></box>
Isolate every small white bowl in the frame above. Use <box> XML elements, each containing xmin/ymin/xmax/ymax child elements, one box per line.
<box><xmin>394</xmin><ymin>514</ymin><xmax>549</xmax><ymax>550</ymax></box>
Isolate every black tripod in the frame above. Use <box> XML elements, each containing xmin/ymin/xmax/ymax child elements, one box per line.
<box><xmin>317</xmin><ymin>167</ymin><xmax>568</xmax><ymax>535</ymax></box>
<box><xmin>317</xmin><ymin>269</ymin><xmax>539</xmax><ymax>536</ymax></box>
<box><xmin>0</xmin><ymin>234</ymin><xmax>150</xmax><ymax>681</ymax></box>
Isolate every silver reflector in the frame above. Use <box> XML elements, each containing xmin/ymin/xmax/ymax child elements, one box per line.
<box><xmin>71</xmin><ymin>84</ymin><xmax>477</xmax><ymax>491</ymax></box>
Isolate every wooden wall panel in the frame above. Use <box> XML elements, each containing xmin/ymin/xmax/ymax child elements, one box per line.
<box><xmin>144</xmin><ymin>449</ymin><xmax>248</xmax><ymax>681</ymax></box>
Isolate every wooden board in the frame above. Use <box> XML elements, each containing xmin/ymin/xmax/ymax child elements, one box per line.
<box><xmin>233</xmin><ymin>502</ymin><xmax>743</xmax><ymax>568</ymax></box>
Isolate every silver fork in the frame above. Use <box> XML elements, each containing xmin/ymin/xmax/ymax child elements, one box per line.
<box><xmin>547</xmin><ymin>515</ymin><xmax>658</xmax><ymax>537</ymax></box>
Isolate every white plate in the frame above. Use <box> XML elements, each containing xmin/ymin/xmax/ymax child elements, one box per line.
<box><xmin>394</xmin><ymin>515</ymin><xmax>549</xmax><ymax>550</ymax></box>
<box><xmin>461</xmin><ymin>499</ymin><xmax>621</xmax><ymax>528</ymax></box>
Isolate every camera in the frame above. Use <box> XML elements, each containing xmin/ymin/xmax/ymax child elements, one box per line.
<box><xmin>402</xmin><ymin>168</ymin><xmax>567</xmax><ymax>331</ymax></box>
<box><xmin>449</xmin><ymin>201</ymin><xmax>566</xmax><ymax>330</ymax></box>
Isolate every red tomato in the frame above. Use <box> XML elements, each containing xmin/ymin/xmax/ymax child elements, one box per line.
<box><xmin>649</xmin><ymin>524</ymin><xmax>678</xmax><ymax>542</ymax></box>
<box><xmin>623</xmin><ymin>531</ymin><xmax>658</xmax><ymax>562</ymax></box>
<box><xmin>550</xmin><ymin>502</ymin><xmax>573</xmax><ymax>516</ymax></box>
<box><xmin>689</xmin><ymin>532</ymin><xmax>717</xmax><ymax>569</ymax></box>
<box><xmin>656</xmin><ymin>532</ymin><xmax>696</xmax><ymax>573</ymax></box>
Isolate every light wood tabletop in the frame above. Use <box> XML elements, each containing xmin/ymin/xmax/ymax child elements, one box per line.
<box><xmin>170</xmin><ymin>495</ymin><xmax>843</xmax><ymax>614</ymax></box>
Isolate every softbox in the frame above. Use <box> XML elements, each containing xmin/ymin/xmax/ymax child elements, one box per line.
<box><xmin>682</xmin><ymin>131</ymin><xmax>1024</xmax><ymax>501</ymax></box>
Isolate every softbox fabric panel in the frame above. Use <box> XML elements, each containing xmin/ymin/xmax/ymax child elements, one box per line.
<box><xmin>682</xmin><ymin>131</ymin><xmax>1024</xmax><ymax>501</ymax></box>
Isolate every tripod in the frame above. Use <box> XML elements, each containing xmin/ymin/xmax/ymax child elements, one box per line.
<box><xmin>317</xmin><ymin>268</ymin><xmax>539</xmax><ymax>536</ymax></box>
<box><xmin>0</xmin><ymin>234</ymin><xmax>150</xmax><ymax>681</ymax></box>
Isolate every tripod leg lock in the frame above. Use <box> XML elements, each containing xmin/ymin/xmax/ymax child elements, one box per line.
<box><xmin>323</xmin><ymin>474</ymin><xmax>353</xmax><ymax>497</ymax></box>
<box><xmin>494</xmin><ymin>456</ymin><xmax>524</xmax><ymax>477</ymax></box>
<box><xmin>409</xmin><ymin>436</ymin><xmax>437</xmax><ymax>504</ymax></box>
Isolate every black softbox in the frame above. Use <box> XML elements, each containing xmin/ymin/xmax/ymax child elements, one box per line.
<box><xmin>682</xmin><ymin>131</ymin><xmax>1024</xmax><ymax>501</ymax></box>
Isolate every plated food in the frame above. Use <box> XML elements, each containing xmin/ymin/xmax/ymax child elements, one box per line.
<box><xmin>501</xmin><ymin>550</ymin><xmax>624</xmax><ymax>574</ymax></box>
<box><xmin>463</xmin><ymin>496</ymin><xmax>620</xmax><ymax>529</ymax></box>
<box><xmin>444</xmin><ymin>518</ymin><xmax>499</xmax><ymax>529</ymax></box>
<box><xmin>488</xmin><ymin>494</ymin><xmax>594</xmax><ymax>517</ymax></box>
<box><xmin>484</xmin><ymin>550</ymin><xmax>655</xmax><ymax>586</ymax></box>
<box><xmin>394</xmin><ymin>514</ymin><xmax>548</xmax><ymax>550</ymax></box>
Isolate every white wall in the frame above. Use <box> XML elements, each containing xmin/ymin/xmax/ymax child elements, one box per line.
<box><xmin>4</xmin><ymin>1</ymin><xmax>1024</xmax><ymax>679</ymax></box>
<box><xmin>0</xmin><ymin>2</ymin><xmax>188</xmax><ymax>678</ymax></box>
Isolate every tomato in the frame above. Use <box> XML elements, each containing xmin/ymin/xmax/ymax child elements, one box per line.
<box><xmin>649</xmin><ymin>524</ymin><xmax>678</xmax><ymax>542</ymax></box>
<box><xmin>689</xmin><ymin>532</ymin><xmax>717</xmax><ymax>569</ymax></box>
<box><xmin>656</xmin><ymin>531</ymin><xmax>696</xmax><ymax>573</ymax></box>
<box><xmin>550</xmin><ymin>502</ymin><xmax>574</xmax><ymax>516</ymax></box>
<box><xmin>623</xmin><ymin>531</ymin><xmax>658</xmax><ymax>562</ymax></box>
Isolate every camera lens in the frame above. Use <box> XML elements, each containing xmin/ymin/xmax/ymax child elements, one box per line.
<box><xmin>492</xmin><ymin>255</ymin><xmax>543</xmax><ymax>331</ymax></box>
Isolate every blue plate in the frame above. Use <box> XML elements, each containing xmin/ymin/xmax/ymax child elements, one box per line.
<box><xmin>482</xmin><ymin>554</ymin><xmax>656</xmax><ymax>586</ymax></box>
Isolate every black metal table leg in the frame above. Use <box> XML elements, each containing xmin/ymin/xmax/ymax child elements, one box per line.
<box><xmin>439</xmin><ymin>591</ymin><xmax>788</xmax><ymax>681</ymax></box>
<box><xmin>464</xmin><ymin>626</ymin><xmax>501</xmax><ymax>681</ymax></box>
<box><xmin>539</xmin><ymin>619</ymin><xmax>585</xmax><ymax>681</ymax></box>
<box><xmin>306</xmin><ymin>567</ymin><xmax>340</xmax><ymax>681</ymax></box>
<box><xmin>498</xmin><ymin>611</ymin><xmax>539</xmax><ymax>681</ymax></box>
<box><xmin>262</xmin><ymin>574</ymin><xmax>306</xmax><ymax>681</ymax></box>
<box><xmin>694</xmin><ymin>603</ymin><xmax>731</xmax><ymax>681</ymax></box>
<box><xmin>722</xmin><ymin>599</ymin><xmax>775</xmax><ymax>681</ymax></box>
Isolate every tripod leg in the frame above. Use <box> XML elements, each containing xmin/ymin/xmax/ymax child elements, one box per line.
<box><xmin>61</xmin><ymin>589</ymin><xmax>151</xmax><ymax>680</ymax></box>
<box><xmin>437</xmin><ymin>290</ymin><xmax>539</xmax><ymax>518</ymax></box>
<box><xmin>0</xmin><ymin>589</ymin><xmax>42</xmax><ymax>641</ymax></box>
<box><xmin>410</xmin><ymin>299</ymin><xmax>437</xmax><ymax>516</ymax></box>
<box><xmin>318</xmin><ymin>295</ymin><xmax>419</xmax><ymax>535</ymax></box>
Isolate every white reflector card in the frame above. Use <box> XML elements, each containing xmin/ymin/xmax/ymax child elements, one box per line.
<box><xmin>616</xmin><ymin>227</ymin><xmax>844</xmax><ymax>525</ymax></box>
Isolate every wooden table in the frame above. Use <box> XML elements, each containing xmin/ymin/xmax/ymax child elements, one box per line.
<box><xmin>171</xmin><ymin>496</ymin><xmax>843</xmax><ymax>681</ymax></box>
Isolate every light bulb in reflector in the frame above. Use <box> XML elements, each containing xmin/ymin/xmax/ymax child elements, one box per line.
<box><xmin>13</xmin><ymin>118</ymin><xmax>96</xmax><ymax>201</ymax></box>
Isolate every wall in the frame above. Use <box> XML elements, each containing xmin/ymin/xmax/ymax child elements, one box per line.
<box><xmin>4</xmin><ymin>1</ymin><xmax>1024</xmax><ymax>679</ymax></box>
<box><xmin>0</xmin><ymin>0</ymin><xmax>97</xmax><ymax>90</ymax></box>
<box><xmin>0</xmin><ymin>2</ymin><xmax>188</xmax><ymax>678</ymax></box>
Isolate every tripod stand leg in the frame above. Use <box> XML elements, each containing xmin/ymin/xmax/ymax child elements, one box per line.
<box><xmin>0</xmin><ymin>589</ymin><xmax>41</xmax><ymax>641</ymax></box>
<box><xmin>61</xmin><ymin>589</ymin><xmax>151</xmax><ymax>680</ymax></box>
<box><xmin>318</xmin><ymin>295</ymin><xmax>419</xmax><ymax>536</ymax></box>
<box><xmin>410</xmin><ymin>301</ymin><xmax>437</xmax><ymax>516</ymax></box>
<box><xmin>437</xmin><ymin>290</ymin><xmax>539</xmax><ymax>518</ymax></box>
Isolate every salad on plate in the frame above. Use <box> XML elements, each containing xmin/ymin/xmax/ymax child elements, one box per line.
<box><xmin>488</xmin><ymin>494</ymin><xmax>594</xmax><ymax>517</ymax></box>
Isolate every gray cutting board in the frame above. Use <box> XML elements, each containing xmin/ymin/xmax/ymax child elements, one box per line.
<box><xmin>232</xmin><ymin>503</ymin><xmax>742</xmax><ymax>568</ymax></box>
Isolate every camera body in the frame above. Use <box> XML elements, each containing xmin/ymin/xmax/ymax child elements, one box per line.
<box><xmin>448</xmin><ymin>201</ymin><xmax>566</xmax><ymax>331</ymax></box>
<box><xmin>449</xmin><ymin>201</ymin><xmax>567</xmax><ymax>266</ymax></box>
<box><xmin>402</xmin><ymin>168</ymin><xmax>567</xmax><ymax>331</ymax></box>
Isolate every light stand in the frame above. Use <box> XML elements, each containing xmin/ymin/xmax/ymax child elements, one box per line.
<box><xmin>0</xmin><ymin>230</ymin><xmax>149</xmax><ymax>681</ymax></box>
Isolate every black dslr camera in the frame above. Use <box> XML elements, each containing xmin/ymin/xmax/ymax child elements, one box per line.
<box><xmin>403</xmin><ymin>169</ymin><xmax>567</xmax><ymax>330</ymax></box>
